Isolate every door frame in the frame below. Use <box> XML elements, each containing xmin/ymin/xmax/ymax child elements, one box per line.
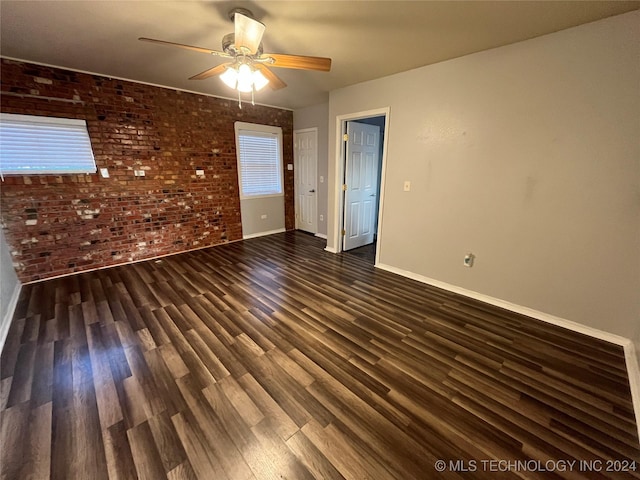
<box><xmin>332</xmin><ymin>107</ymin><xmax>390</xmax><ymax>266</ymax></box>
<box><xmin>293</xmin><ymin>127</ymin><xmax>318</xmax><ymax>233</ymax></box>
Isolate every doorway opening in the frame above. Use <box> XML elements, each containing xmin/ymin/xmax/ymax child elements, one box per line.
<box><xmin>337</xmin><ymin>109</ymin><xmax>388</xmax><ymax>265</ymax></box>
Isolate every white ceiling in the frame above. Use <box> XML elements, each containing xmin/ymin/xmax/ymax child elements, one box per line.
<box><xmin>1</xmin><ymin>1</ymin><xmax>638</xmax><ymax>110</ymax></box>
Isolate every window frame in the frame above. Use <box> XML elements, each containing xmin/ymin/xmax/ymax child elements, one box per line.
<box><xmin>234</xmin><ymin>122</ymin><xmax>284</xmax><ymax>200</ymax></box>
<box><xmin>0</xmin><ymin>113</ymin><xmax>97</xmax><ymax>177</ymax></box>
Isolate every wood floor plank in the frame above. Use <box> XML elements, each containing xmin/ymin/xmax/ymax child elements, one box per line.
<box><xmin>286</xmin><ymin>429</ymin><xmax>347</xmax><ymax>480</ymax></box>
<box><xmin>171</xmin><ymin>410</ymin><xmax>231</xmax><ymax>480</ymax></box>
<box><xmin>218</xmin><ymin>375</ymin><xmax>265</xmax><ymax>428</ymax></box>
<box><xmin>0</xmin><ymin>318</ymin><xmax>25</xmax><ymax>380</ymax></box>
<box><xmin>121</xmin><ymin>343</ymin><xmax>167</xmax><ymax>417</ymax></box>
<box><xmin>20</xmin><ymin>402</ymin><xmax>53</xmax><ymax>479</ymax></box>
<box><xmin>136</xmin><ymin>327</ymin><xmax>158</xmax><ymax>352</ymax></box>
<box><xmin>292</xmin><ymin>348</ymin><xmax>413</xmax><ymax>428</ymax></box>
<box><xmin>158</xmin><ymin>343</ymin><xmax>190</xmax><ymax>380</ymax></box>
<box><xmin>103</xmin><ymin>420</ymin><xmax>138</xmax><ymax>480</ymax></box>
<box><xmin>153</xmin><ymin>307</ymin><xmax>218</xmax><ymax>390</ymax></box>
<box><xmin>50</xmin><ymin>338</ymin><xmax>74</xmax><ymax>480</ymax></box>
<box><xmin>139</xmin><ymin>305</ymin><xmax>170</xmax><ymax>347</ymax></box>
<box><xmin>306</xmin><ymin>382</ymin><xmax>437</xmax><ymax>480</ymax></box>
<box><xmin>120</xmin><ymin>268</ymin><xmax>160</xmax><ymax>309</ymax></box>
<box><xmin>0</xmin><ymin>377</ymin><xmax>12</xmax><ymax>411</ymax></box>
<box><xmin>5</xmin><ymin>340</ymin><xmax>37</xmax><ymax>407</ymax></box>
<box><xmin>250</xmin><ymin>416</ymin><xmax>316</xmax><ymax>480</ymax></box>
<box><xmin>86</xmin><ymin>323</ymin><xmax>123</xmax><ymax>430</ymax></box>
<box><xmin>69</xmin><ymin>335</ymin><xmax>109</xmax><ymax>480</ymax></box>
<box><xmin>301</xmin><ymin>418</ymin><xmax>393</xmax><ymax>480</ymax></box>
<box><xmin>1</xmin><ymin>231</ymin><xmax>637</xmax><ymax>480</ymax></box>
<box><xmin>127</xmin><ymin>420</ymin><xmax>169</xmax><ymax>480</ymax></box>
<box><xmin>120</xmin><ymin>375</ymin><xmax>151</xmax><ymax>429</ymax></box>
<box><xmin>0</xmin><ymin>402</ymin><xmax>30</xmax><ymax>480</ymax></box>
<box><xmin>189</xmin><ymin>392</ymin><xmax>256</xmax><ymax>480</ymax></box>
<box><xmin>53</xmin><ymin>299</ymin><xmax>70</xmax><ymax>341</ymax></box>
<box><xmin>182</xmin><ymin>323</ymin><xmax>232</xmax><ymax>382</ymax></box>
<box><xmin>143</xmin><ymin>347</ymin><xmax>188</xmax><ymax>417</ymax></box>
<box><xmin>20</xmin><ymin>314</ymin><xmax>40</xmax><ymax>343</ymax></box>
<box><xmin>236</xmin><ymin>373</ymin><xmax>300</xmax><ymax>441</ymax></box>
<box><xmin>166</xmin><ymin>461</ymin><xmax>198</xmax><ymax>480</ymax></box>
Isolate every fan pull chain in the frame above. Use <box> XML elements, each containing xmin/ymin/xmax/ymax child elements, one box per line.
<box><xmin>251</xmin><ymin>88</ymin><xmax>255</xmax><ymax>106</ymax></box>
<box><xmin>238</xmin><ymin>90</ymin><xmax>242</xmax><ymax>109</ymax></box>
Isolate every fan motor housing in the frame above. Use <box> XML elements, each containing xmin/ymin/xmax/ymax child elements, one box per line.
<box><xmin>228</xmin><ymin>7</ymin><xmax>254</xmax><ymax>22</ymax></box>
<box><xmin>222</xmin><ymin>33</ymin><xmax>263</xmax><ymax>56</ymax></box>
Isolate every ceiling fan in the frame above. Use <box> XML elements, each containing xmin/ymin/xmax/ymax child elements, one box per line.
<box><xmin>139</xmin><ymin>8</ymin><xmax>331</xmax><ymax>105</ymax></box>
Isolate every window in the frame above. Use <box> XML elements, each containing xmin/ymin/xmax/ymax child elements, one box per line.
<box><xmin>235</xmin><ymin>122</ymin><xmax>283</xmax><ymax>199</ymax></box>
<box><xmin>0</xmin><ymin>113</ymin><xmax>96</xmax><ymax>177</ymax></box>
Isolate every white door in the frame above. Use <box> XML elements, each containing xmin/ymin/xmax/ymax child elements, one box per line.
<box><xmin>344</xmin><ymin>122</ymin><xmax>380</xmax><ymax>251</ymax></box>
<box><xmin>294</xmin><ymin>128</ymin><xmax>318</xmax><ymax>234</ymax></box>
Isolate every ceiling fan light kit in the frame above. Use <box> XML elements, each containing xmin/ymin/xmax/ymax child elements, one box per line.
<box><xmin>139</xmin><ymin>8</ymin><xmax>331</xmax><ymax>107</ymax></box>
<box><xmin>220</xmin><ymin>63</ymin><xmax>268</xmax><ymax>93</ymax></box>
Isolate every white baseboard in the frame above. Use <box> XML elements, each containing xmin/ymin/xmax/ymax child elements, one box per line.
<box><xmin>376</xmin><ymin>263</ymin><xmax>629</xmax><ymax>345</ymax></box>
<box><xmin>242</xmin><ymin>228</ymin><xmax>286</xmax><ymax>240</ymax></box>
<box><xmin>315</xmin><ymin>233</ymin><xmax>328</xmax><ymax>240</ymax></box>
<box><xmin>375</xmin><ymin>262</ymin><xmax>640</xmax><ymax>440</ymax></box>
<box><xmin>324</xmin><ymin>246</ymin><xmax>338</xmax><ymax>253</ymax></box>
<box><xmin>0</xmin><ymin>283</ymin><xmax>21</xmax><ymax>353</ymax></box>
<box><xmin>623</xmin><ymin>341</ymin><xmax>640</xmax><ymax>442</ymax></box>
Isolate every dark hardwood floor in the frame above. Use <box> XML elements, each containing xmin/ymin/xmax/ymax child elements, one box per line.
<box><xmin>344</xmin><ymin>241</ymin><xmax>376</xmax><ymax>263</ymax></box>
<box><xmin>1</xmin><ymin>231</ymin><xmax>638</xmax><ymax>479</ymax></box>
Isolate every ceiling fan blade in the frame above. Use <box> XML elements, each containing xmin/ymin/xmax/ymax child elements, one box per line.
<box><xmin>265</xmin><ymin>53</ymin><xmax>331</xmax><ymax>72</ymax></box>
<box><xmin>189</xmin><ymin>63</ymin><xmax>229</xmax><ymax>80</ymax></box>
<box><xmin>139</xmin><ymin>37</ymin><xmax>229</xmax><ymax>57</ymax></box>
<box><xmin>234</xmin><ymin>13</ymin><xmax>265</xmax><ymax>55</ymax></box>
<box><xmin>256</xmin><ymin>65</ymin><xmax>287</xmax><ymax>90</ymax></box>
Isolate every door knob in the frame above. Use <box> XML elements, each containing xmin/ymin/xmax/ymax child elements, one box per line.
<box><xmin>309</xmin><ymin>189</ymin><xmax>316</xmax><ymax>193</ymax></box>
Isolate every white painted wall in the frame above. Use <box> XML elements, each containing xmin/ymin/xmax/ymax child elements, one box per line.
<box><xmin>293</xmin><ymin>103</ymin><xmax>329</xmax><ymax>236</ymax></box>
<box><xmin>240</xmin><ymin>196</ymin><xmax>285</xmax><ymax>238</ymax></box>
<box><xmin>327</xmin><ymin>11</ymin><xmax>640</xmax><ymax>341</ymax></box>
<box><xmin>0</xmin><ymin>229</ymin><xmax>20</xmax><ymax>351</ymax></box>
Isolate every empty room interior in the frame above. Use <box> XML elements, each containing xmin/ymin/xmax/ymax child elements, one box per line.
<box><xmin>1</xmin><ymin>1</ymin><xmax>639</xmax><ymax>479</ymax></box>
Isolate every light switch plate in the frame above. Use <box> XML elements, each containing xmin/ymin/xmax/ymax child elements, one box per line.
<box><xmin>403</xmin><ymin>180</ymin><xmax>411</xmax><ymax>192</ymax></box>
<box><xmin>99</xmin><ymin>168</ymin><xmax>109</xmax><ymax>178</ymax></box>
<box><xmin>287</xmin><ymin>164</ymin><xmax>294</xmax><ymax>171</ymax></box>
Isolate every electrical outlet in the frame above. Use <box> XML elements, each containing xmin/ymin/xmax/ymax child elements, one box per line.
<box><xmin>261</xmin><ymin>214</ymin><xmax>267</xmax><ymax>219</ymax></box>
<box><xmin>320</xmin><ymin>214</ymin><xmax>324</xmax><ymax>221</ymax></box>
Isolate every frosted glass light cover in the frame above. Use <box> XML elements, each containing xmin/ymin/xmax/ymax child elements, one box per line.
<box><xmin>253</xmin><ymin>69</ymin><xmax>269</xmax><ymax>91</ymax></box>
<box><xmin>236</xmin><ymin>64</ymin><xmax>254</xmax><ymax>92</ymax></box>
<box><xmin>220</xmin><ymin>67</ymin><xmax>238</xmax><ymax>88</ymax></box>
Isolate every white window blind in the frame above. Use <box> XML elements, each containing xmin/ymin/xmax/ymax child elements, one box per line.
<box><xmin>235</xmin><ymin>122</ymin><xmax>283</xmax><ymax>199</ymax></box>
<box><xmin>0</xmin><ymin>113</ymin><xmax>97</xmax><ymax>176</ymax></box>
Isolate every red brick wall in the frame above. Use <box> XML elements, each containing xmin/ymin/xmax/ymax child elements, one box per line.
<box><xmin>0</xmin><ymin>59</ymin><xmax>294</xmax><ymax>283</ymax></box>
